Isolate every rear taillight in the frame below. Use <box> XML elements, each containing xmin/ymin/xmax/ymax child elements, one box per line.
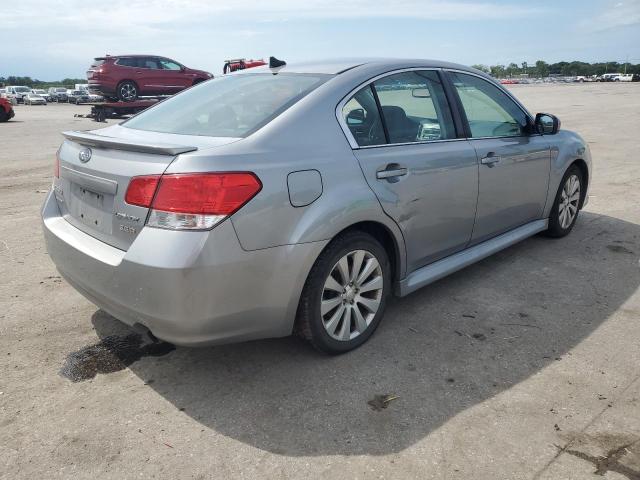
<box><xmin>125</xmin><ymin>175</ymin><xmax>160</xmax><ymax>207</ymax></box>
<box><xmin>125</xmin><ymin>173</ymin><xmax>261</xmax><ymax>230</ymax></box>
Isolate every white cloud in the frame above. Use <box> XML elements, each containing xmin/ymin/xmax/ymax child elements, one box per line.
<box><xmin>583</xmin><ymin>0</ymin><xmax>640</xmax><ymax>31</ymax></box>
<box><xmin>4</xmin><ymin>0</ymin><xmax>539</xmax><ymax>30</ymax></box>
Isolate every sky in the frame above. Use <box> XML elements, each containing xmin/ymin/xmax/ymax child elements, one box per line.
<box><xmin>1</xmin><ymin>0</ymin><xmax>639</xmax><ymax>80</ymax></box>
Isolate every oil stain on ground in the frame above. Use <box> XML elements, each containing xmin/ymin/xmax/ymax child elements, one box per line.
<box><xmin>60</xmin><ymin>333</ymin><xmax>175</xmax><ymax>382</ymax></box>
<box><xmin>557</xmin><ymin>433</ymin><xmax>640</xmax><ymax>479</ymax></box>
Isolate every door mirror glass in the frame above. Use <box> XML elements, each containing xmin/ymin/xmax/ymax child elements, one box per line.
<box><xmin>535</xmin><ymin>113</ymin><xmax>560</xmax><ymax>134</ymax></box>
<box><xmin>346</xmin><ymin>108</ymin><xmax>365</xmax><ymax>125</ymax></box>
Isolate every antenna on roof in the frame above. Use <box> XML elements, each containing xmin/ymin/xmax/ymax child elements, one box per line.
<box><xmin>269</xmin><ymin>56</ymin><xmax>286</xmax><ymax>69</ymax></box>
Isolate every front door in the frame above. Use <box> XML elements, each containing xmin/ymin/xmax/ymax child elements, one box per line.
<box><xmin>343</xmin><ymin>70</ymin><xmax>479</xmax><ymax>272</ymax></box>
<box><xmin>447</xmin><ymin>71</ymin><xmax>550</xmax><ymax>244</ymax></box>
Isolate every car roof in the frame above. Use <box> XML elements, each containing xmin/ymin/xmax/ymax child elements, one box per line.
<box><xmin>234</xmin><ymin>58</ymin><xmax>481</xmax><ymax>75</ymax></box>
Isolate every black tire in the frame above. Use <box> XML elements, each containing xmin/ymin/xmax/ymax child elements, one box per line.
<box><xmin>117</xmin><ymin>81</ymin><xmax>138</xmax><ymax>102</ymax></box>
<box><xmin>0</xmin><ymin>109</ymin><xmax>8</xmax><ymax>123</ymax></box>
<box><xmin>296</xmin><ymin>231</ymin><xmax>391</xmax><ymax>354</ymax></box>
<box><xmin>544</xmin><ymin>165</ymin><xmax>584</xmax><ymax>238</ymax></box>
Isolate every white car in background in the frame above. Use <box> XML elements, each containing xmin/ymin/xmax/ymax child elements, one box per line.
<box><xmin>618</xmin><ymin>74</ymin><xmax>634</xmax><ymax>82</ymax></box>
<box><xmin>24</xmin><ymin>92</ymin><xmax>47</xmax><ymax>105</ymax></box>
<box><xmin>4</xmin><ymin>85</ymin><xmax>31</xmax><ymax>103</ymax></box>
<box><xmin>32</xmin><ymin>89</ymin><xmax>52</xmax><ymax>101</ymax></box>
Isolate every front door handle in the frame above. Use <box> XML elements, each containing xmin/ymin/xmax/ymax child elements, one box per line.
<box><xmin>376</xmin><ymin>166</ymin><xmax>408</xmax><ymax>179</ymax></box>
<box><xmin>480</xmin><ymin>152</ymin><xmax>501</xmax><ymax>167</ymax></box>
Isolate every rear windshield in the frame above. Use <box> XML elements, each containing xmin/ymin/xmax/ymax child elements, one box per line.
<box><xmin>123</xmin><ymin>73</ymin><xmax>331</xmax><ymax>137</ymax></box>
<box><xmin>91</xmin><ymin>58</ymin><xmax>106</xmax><ymax>67</ymax></box>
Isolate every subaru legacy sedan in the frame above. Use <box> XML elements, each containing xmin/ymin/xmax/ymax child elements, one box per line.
<box><xmin>42</xmin><ymin>59</ymin><xmax>591</xmax><ymax>354</ymax></box>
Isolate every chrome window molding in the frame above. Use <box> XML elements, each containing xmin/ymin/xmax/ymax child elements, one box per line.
<box><xmin>335</xmin><ymin>67</ymin><xmax>538</xmax><ymax>150</ymax></box>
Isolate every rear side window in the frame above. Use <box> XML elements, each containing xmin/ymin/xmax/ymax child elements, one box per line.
<box><xmin>140</xmin><ymin>57</ymin><xmax>160</xmax><ymax>69</ymax></box>
<box><xmin>373</xmin><ymin>71</ymin><xmax>455</xmax><ymax>143</ymax></box>
<box><xmin>116</xmin><ymin>57</ymin><xmax>136</xmax><ymax>67</ymax></box>
<box><xmin>341</xmin><ymin>70</ymin><xmax>456</xmax><ymax>147</ymax></box>
<box><xmin>341</xmin><ymin>86</ymin><xmax>386</xmax><ymax>146</ymax></box>
<box><xmin>449</xmin><ymin>72</ymin><xmax>528</xmax><ymax>138</ymax></box>
<box><xmin>124</xmin><ymin>73</ymin><xmax>331</xmax><ymax>137</ymax></box>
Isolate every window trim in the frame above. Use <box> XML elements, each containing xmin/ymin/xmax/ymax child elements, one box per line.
<box><xmin>336</xmin><ymin>67</ymin><xmax>466</xmax><ymax>150</ymax></box>
<box><xmin>443</xmin><ymin>69</ymin><xmax>537</xmax><ymax>140</ymax></box>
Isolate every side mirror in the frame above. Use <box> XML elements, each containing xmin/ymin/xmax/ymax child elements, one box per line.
<box><xmin>346</xmin><ymin>108</ymin><xmax>365</xmax><ymax>125</ymax></box>
<box><xmin>535</xmin><ymin>113</ymin><xmax>560</xmax><ymax>135</ymax></box>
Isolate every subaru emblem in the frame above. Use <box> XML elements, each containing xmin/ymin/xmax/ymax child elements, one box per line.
<box><xmin>78</xmin><ymin>147</ymin><xmax>92</xmax><ymax>163</ymax></box>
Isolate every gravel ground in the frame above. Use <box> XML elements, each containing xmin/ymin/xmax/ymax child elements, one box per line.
<box><xmin>1</xmin><ymin>84</ymin><xmax>639</xmax><ymax>479</ymax></box>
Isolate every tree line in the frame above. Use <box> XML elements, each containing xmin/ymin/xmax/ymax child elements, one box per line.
<box><xmin>0</xmin><ymin>76</ymin><xmax>86</xmax><ymax>88</ymax></box>
<box><xmin>471</xmin><ymin>61</ymin><xmax>639</xmax><ymax>78</ymax></box>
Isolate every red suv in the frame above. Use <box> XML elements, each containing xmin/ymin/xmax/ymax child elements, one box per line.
<box><xmin>87</xmin><ymin>55</ymin><xmax>213</xmax><ymax>102</ymax></box>
<box><xmin>0</xmin><ymin>97</ymin><xmax>15</xmax><ymax>122</ymax></box>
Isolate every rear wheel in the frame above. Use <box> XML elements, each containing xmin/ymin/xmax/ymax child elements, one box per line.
<box><xmin>545</xmin><ymin>165</ymin><xmax>583</xmax><ymax>238</ymax></box>
<box><xmin>117</xmin><ymin>81</ymin><xmax>138</xmax><ymax>102</ymax></box>
<box><xmin>296</xmin><ymin>231</ymin><xmax>390</xmax><ymax>354</ymax></box>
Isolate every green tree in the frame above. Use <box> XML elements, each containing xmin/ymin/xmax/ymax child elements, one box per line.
<box><xmin>535</xmin><ymin>60</ymin><xmax>549</xmax><ymax>77</ymax></box>
<box><xmin>490</xmin><ymin>64</ymin><xmax>506</xmax><ymax>78</ymax></box>
<box><xmin>471</xmin><ymin>64</ymin><xmax>490</xmax><ymax>73</ymax></box>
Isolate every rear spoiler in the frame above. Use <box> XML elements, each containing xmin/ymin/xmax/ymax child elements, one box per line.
<box><xmin>62</xmin><ymin>131</ymin><xmax>198</xmax><ymax>156</ymax></box>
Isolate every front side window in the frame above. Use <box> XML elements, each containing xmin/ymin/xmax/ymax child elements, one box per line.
<box><xmin>124</xmin><ymin>73</ymin><xmax>331</xmax><ymax>137</ymax></box>
<box><xmin>373</xmin><ymin>71</ymin><xmax>456</xmax><ymax>143</ymax></box>
<box><xmin>449</xmin><ymin>72</ymin><xmax>528</xmax><ymax>138</ymax></box>
<box><xmin>159</xmin><ymin>59</ymin><xmax>182</xmax><ymax>71</ymax></box>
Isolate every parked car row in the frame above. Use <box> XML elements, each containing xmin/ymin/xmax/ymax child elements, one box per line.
<box><xmin>0</xmin><ymin>86</ymin><xmax>104</xmax><ymax>105</ymax></box>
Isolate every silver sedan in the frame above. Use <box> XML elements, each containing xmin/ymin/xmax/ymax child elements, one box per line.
<box><xmin>42</xmin><ymin>58</ymin><xmax>591</xmax><ymax>353</ymax></box>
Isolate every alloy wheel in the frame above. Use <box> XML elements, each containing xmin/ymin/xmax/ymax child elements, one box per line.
<box><xmin>559</xmin><ymin>174</ymin><xmax>581</xmax><ymax>229</ymax></box>
<box><xmin>321</xmin><ymin>250</ymin><xmax>384</xmax><ymax>341</ymax></box>
<box><xmin>120</xmin><ymin>83</ymin><xmax>137</xmax><ymax>101</ymax></box>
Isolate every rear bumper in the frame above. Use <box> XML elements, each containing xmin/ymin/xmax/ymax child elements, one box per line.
<box><xmin>88</xmin><ymin>81</ymin><xmax>115</xmax><ymax>96</ymax></box>
<box><xmin>41</xmin><ymin>190</ymin><xmax>327</xmax><ymax>346</ymax></box>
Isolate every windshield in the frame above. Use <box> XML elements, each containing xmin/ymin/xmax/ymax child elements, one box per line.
<box><xmin>15</xmin><ymin>87</ymin><xmax>30</xmax><ymax>92</ymax></box>
<box><xmin>124</xmin><ymin>73</ymin><xmax>331</xmax><ymax>137</ymax></box>
<box><xmin>56</xmin><ymin>88</ymin><xmax>66</xmax><ymax>92</ymax></box>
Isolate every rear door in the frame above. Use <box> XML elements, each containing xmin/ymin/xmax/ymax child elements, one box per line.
<box><xmin>344</xmin><ymin>70</ymin><xmax>479</xmax><ymax>272</ymax></box>
<box><xmin>446</xmin><ymin>71</ymin><xmax>550</xmax><ymax>244</ymax></box>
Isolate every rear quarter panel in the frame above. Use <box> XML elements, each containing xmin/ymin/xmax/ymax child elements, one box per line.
<box><xmin>166</xmin><ymin>77</ymin><xmax>408</xmax><ymax>277</ymax></box>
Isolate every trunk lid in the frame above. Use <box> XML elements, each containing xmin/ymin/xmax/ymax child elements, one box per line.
<box><xmin>55</xmin><ymin>126</ymin><xmax>241</xmax><ymax>250</ymax></box>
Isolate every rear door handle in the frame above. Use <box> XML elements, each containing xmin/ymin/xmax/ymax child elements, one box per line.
<box><xmin>480</xmin><ymin>152</ymin><xmax>501</xmax><ymax>167</ymax></box>
<box><xmin>376</xmin><ymin>166</ymin><xmax>408</xmax><ymax>179</ymax></box>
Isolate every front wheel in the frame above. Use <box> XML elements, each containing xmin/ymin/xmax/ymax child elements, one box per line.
<box><xmin>545</xmin><ymin>165</ymin><xmax>583</xmax><ymax>238</ymax></box>
<box><xmin>296</xmin><ymin>231</ymin><xmax>390</xmax><ymax>354</ymax></box>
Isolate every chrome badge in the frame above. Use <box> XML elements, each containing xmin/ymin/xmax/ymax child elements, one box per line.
<box><xmin>78</xmin><ymin>147</ymin><xmax>92</xmax><ymax>163</ymax></box>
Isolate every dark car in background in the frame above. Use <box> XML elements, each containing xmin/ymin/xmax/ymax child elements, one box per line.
<box><xmin>67</xmin><ymin>90</ymin><xmax>90</xmax><ymax>104</ymax></box>
<box><xmin>87</xmin><ymin>55</ymin><xmax>213</xmax><ymax>101</ymax></box>
<box><xmin>48</xmin><ymin>87</ymin><xmax>69</xmax><ymax>102</ymax></box>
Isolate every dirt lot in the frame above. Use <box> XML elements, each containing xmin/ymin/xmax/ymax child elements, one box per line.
<box><xmin>1</xmin><ymin>84</ymin><xmax>639</xmax><ymax>479</ymax></box>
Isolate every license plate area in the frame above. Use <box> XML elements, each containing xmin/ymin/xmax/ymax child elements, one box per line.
<box><xmin>67</xmin><ymin>183</ymin><xmax>114</xmax><ymax>235</ymax></box>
